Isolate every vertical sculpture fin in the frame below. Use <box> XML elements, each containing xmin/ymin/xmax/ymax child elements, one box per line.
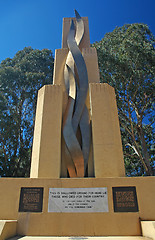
<box><xmin>63</xmin><ymin>10</ymin><xmax>91</xmax><ymax>177</ymax></box>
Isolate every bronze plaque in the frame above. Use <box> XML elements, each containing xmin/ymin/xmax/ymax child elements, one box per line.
<box><xmin>19</xmin><ymin>187</ymin><xmax>43</xmax><ymax>212</ymax></box>
<box><xmin>113</xmin><ymin>186</ymin><xmax>138</xmax><ymax>212</ymax></box>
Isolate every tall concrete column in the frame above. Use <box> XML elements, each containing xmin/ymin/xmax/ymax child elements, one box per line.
<box><xmin>90</xmin><ymin>83</ymin><xmax>125</xmax><ymax>177</ymax></box>
<box><xmin>30</xmin><ymin>85</ymin><xmax>62</xmax><ymax>178</ymax></box>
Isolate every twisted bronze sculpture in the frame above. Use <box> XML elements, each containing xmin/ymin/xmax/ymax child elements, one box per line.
<box><xmin>63</xmin><ymin>10</ymin><xmax>91</xmax><ymax>178</ymax></box>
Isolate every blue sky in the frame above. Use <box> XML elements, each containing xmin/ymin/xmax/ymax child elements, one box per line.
<box><xmin>0</xmin><ymin>0</ymin><xmax>155</xmax><ymax>62</ymax></box>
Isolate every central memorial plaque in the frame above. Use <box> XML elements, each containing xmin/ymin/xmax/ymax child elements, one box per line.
<box><xmin>48</xmin><ymin>188</ymin><xmax>108</xmax><ymax>212</ymax></box>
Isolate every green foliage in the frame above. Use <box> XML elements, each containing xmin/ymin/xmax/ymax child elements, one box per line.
<box><xmin>0</xmin><ymin>47</ymin><xmax>54</xmax><ymax>177</ymax></box>
<box><xmin>92</xmin><ymin>23</ymin><xmax>155</xmax><ymax>176</ymax></box>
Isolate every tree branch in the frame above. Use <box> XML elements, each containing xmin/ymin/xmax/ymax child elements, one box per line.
<box><xmin>0</xmin><ymin>131</ymin><xmax>8</xmax><ymax>162</ymax></box>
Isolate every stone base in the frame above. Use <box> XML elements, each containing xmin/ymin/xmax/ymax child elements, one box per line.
<box><xmin>7</xmin><ymin>236</ymin><xmax>152</xmax><ymax>240</ymax></box>
<box><xmin>0</xmin><ymin>177</ymin><xmax>155</xmax><ymax>237</ymax></box>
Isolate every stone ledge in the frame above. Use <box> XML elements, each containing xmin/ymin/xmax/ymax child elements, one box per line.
<box><xmin>141</xmin><ymin>221</ymin><xmax>155</xmax><ymax>240</ymax></box>
<box><xmin>0</xmin><ymin>220</ymin><xmax>17</xmax><ymax>240</ymax></box>
<box><xmin>7</xmin><ymin>236</ymin><xmax>152</xmax><ymax>240</ymax></box>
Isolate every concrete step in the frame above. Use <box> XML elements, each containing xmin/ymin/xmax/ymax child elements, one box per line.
<box><xmin>0</xmin><ymin>220</ymin><xmax>17</xmax><ymax>240</ymax></box>
<box><xmin>7</xmin><ymin>236</ymin><xmax>152</xmax><ymax>240</ymax></box>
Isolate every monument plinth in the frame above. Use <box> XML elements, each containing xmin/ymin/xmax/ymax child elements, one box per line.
<box><xmin>0</xmin><ymin>11</ymin><xmax>155</xmax><ymax>239</ymax></box>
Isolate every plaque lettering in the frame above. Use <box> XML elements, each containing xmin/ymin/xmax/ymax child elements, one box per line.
<box><xmin>113</xmin><ymin>186</ymin><xmax>139</xmax><ymax>212</ymax></box>
<box><xmin>19</xmin><ymin>187</ymin><xmax>44</xmax><ymax>212</ymax></box>
<box><xmin>48</xmin><ymin>188</ymin><xmax>109</xmax><ymax>212</ymax></box>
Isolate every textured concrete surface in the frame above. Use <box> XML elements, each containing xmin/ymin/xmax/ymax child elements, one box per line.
<box><xmin>0</xmin><ymin>177</ymin><xmax>155</xmax><ymax>236</ymax></box>
<box><xmin>90</xmin><ymin>83</ymin><xmax>125</xmax><ymax>177</ymax></box>
<box><xmin>30</xmin><ymin>85</ymin><xmax>63</xmax><ymax>178</ymax></box>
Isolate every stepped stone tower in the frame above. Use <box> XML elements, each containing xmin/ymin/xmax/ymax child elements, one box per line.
<box><xmin>30</xmin><ymin>11</ymin><xmax>125</xmax><ymax>179</ymax></box>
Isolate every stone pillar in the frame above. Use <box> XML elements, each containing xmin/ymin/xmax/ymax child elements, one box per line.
<box><xmin>62</xmin><ymin>17</ymin><xmax>90</xmax><ymax>49</ymax></box>
<box><xmin>90</xmin><ymin>83</ymin><xmax>125</xmax><ymax>177</ymax></box>
<box><xmin>30</xmin><ymin>85</ymin><xmax>62</xmax><ymax>178</ymax></box>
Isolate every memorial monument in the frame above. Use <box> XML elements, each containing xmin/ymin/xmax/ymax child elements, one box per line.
<box><xmin>0</xmin><ymin>10</ymin><xmax>155</xmax><ymax>240</ymax></box>
<box><xmin>30</xmin><ymin>10</ymin><xmax>125</xmax><ymax>180</ymax></box>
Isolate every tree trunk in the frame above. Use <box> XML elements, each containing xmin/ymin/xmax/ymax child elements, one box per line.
<box><xmin>139</xmin><ymin>125</ymin><xmax>153</xmax><ymax>176</ymax></box>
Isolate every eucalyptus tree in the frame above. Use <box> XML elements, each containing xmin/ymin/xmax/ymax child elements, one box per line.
<box><xmin>0</xmin><ymin>47</ymin><xmax>54</xmax><ymax>177</ymax></box>
<box><xmin>92</xmin><ymin>23</ymin><xmax>155</xmax><ymax>176</ymax></box>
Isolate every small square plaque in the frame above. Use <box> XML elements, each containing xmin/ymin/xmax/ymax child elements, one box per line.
<box><xmin>19</xmin><ymin>187</ymin><xmax>44</xmax><ymax>212</ymax></box>
<box><xmin>113</xmin><ymin>186</ymin><xmax>139</xmax><ymax>212</ymax></box>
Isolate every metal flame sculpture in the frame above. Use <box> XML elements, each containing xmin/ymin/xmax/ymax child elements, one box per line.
<box><xmin>63</xmin><ymin>10</ymin><xmax>90</xmax><ymax>178</ymax></box>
